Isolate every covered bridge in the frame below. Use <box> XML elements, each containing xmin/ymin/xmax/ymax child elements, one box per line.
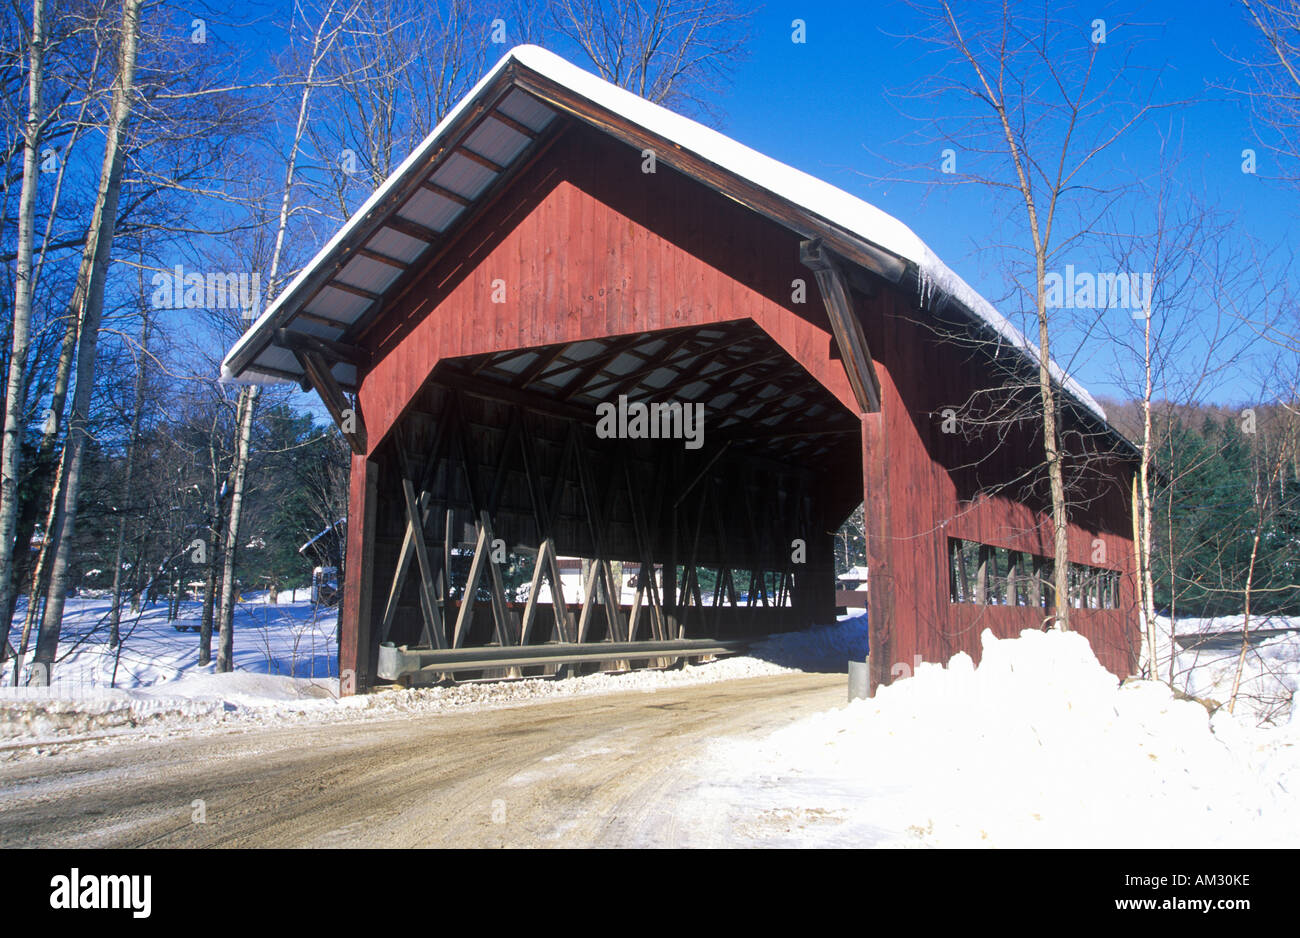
<box><xmin>222</xmin><ymin>46</ymin><xmax>1139</xmax><ymax>694</ymax></box>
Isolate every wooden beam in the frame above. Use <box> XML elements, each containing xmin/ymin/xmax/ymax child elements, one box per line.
<box><xmin>456</xmin><ymin>145</ymin><xmax>506</xmax><ymax>174</ymax></box>
<box><xmin>488</xmin><ymin>109</ymin><xmax>538</xmax><ymax>139</ymax></box>
<box><xmin>556</xmin><ymin>334</ymin><xmax>647</xmax><ymax>401</ymax></box>
<box><xmin>862</xmin><ymin>412</ymin><xmax>895</xmax><ymax>692</ymax></box>
<box><xmin>452</xmin><ymin>521</ymin><xmax>490</xmax><ymax>648</ymax></box>
<box><xmin>356</xmin><ymin>246</ymin><xmax>405</xmax><ymax>269</ymax></box>
<box><xmin>672</xmin><ymin>442</ymin><xmax>731</xmax><ymax>510</ymax></box>
<box><xmin>639</xmin><ymin>351</ymin><xmax>785</xmax><ymax>403</ymax></box>
<box><xmin>517</xmin><ymin>413</ymin><xmax>574</xmax><ymax>639</ymax></box>
<box><xmin>339</xmin><ymin>454</ymin><xmax>378</xmax><ymax>694</ymax></box>
<box><xmin>345</xmin><ymin>117</ymin><xmax>569</xmax><ymax>346</ymax></box>
<box><xmin>275</xmin><ymin>327</ymin><xmax>369</xmax><ymax>368</ymax></box>
<box><xmin>295</xmin><ymin>350</ymin><xmax>367</xmax><ymax>455</ymax></box>
<box><xmin>327</xmin><ymin>279</ymin><xmax>381</xmax><ymax>302</ymax></box>
<box><xmin>478</xmin><ymin>510</ymin><xmax>513</xmax><ymax>646</ymax></box>
<box><xmin>293</xmin><ymin>309</ymin><xmax>349</xmax><ymax>329</ymax></box>
<box><xmin>801</xmin><ymin>238</ymin><xmax>882</xmax><ymax>414</ymax></box>
<box><xmin>432</xmin><ymin>370</ymin><xmax>593</xmax><ymax>425</ymax></box>
<box><xmin>220</xmin><ymin>78</ymin><xmax>513</xmax><ymax>379</ymax></box>
<box><xmin>379</xmin><ymin>417</ymin><xmax>450</xmax><ymax>642</ymax></box>
<box><xmin>623</xmin><ymin>458</ymin><xmax>666</xmax><ymax>641</ymax></box>
<box><xmin>569</xmin><ymin>426</ymin><xmax>626</xmax><ymax>641</ymax></box>
<box><xmin>949</xmin><ymin>539</ymin><xmax>962</xmax><ymax>602</ymax></box>
<box><xmin>384</xmin><ymin>215</ymin><xmax>440</xmax><ymax>244</ymax></box>
<box><xmin>397</xmin><ymin>444</ymin><xmax>446</xmax><ymax>650</ymax></box>
<box><xmin>512</xmin><ymin>342</ymin><xmax>571</xmax><ymax>389</ymax></box>
<box><xmin>420</xmin><ymin>179</ymin><xmax>472</xmax><ymax>206</ymax></box>
<box><xmin>600</xmin><ymin>331</ymin><xmax>701</xmax><ymax>398</ymax></box>
<box><xmin>575</xmin><ymin>561</ymin><xmax>600</xmax><ymax>643</ymax></box>
<box><xmin>519</xmin><ymin>538</ymin><xmax>554</xmax><ymax>645</ymax></box>
<box><xmin>517</xmin><ymin>414</ymin><xmax>574</xmax><ymax>641</ymax></box>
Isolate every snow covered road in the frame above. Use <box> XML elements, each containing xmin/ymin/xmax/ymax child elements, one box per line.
<box><xmin>0</xmin><ymin>671</ymin><xmax>845</xmax><ymax>848</ymax></box>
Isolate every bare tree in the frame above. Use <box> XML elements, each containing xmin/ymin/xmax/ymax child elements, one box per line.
<box><xmin>28</xmin><ymin>0</ymin><xmax>143</xmax><ymax>686</ymax></box>
<box><xmin>0</xmin><ymin>0</ymin><xmax>49</xmax><ymax>657</ymax></box>
<box><xmin>892</xmin><ymin>1</ymin><xmax>1165</xmax><ymax>630</ymax></box>
<box><xmin>304</xmin><ymin>0</ymin><xmax>490</xmax><ymax>215</ymax></box>
<box><xmin>1238</xmin><ymin>0</ymin><xmax>1300</xmax><ymax>186</ymax></box>
<box><xmin>543</xmin><ymin>0</ymin><xmax>754</xmax><ymax>119</ymax></box>
<box><xmin>216</xmin><ymin>0</ymin><xmax>363</xmax><ymax>672</ymax></box>
<box><xmin>1227</xmin><ymin>393</ymin><xmax>1298</xmax><ymax>713</ymax></box>
<box><xmin>106</xmin><ymin>260</ymin><xmax>152</xmax><ymax>648</ymax></box>
<box><xmin>1098</xmin><ymin>148</ymin><xmax>1257</xmax><ymax>678</ymax></box>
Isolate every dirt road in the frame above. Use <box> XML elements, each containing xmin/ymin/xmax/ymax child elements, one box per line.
<box><xmin>0</xmin><ymin>672</ymin><xmax>844</xmax><ymax>848</ymax></box>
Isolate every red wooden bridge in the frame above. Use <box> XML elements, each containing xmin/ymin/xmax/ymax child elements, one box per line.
<box><xmin>222</xmin><ymin>46</ymin><xmax>1139</xmax><ymax>693</ymax></box>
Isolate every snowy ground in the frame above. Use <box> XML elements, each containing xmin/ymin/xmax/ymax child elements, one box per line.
<box><xmin>3</xmin><ymin>597</ymin><xmax>1297</xmax><ymax>849</ymax></box>
<box><xmin>1158</xmin><ymin>614</ymin><xmax>1299</xmax><ymax>726</ymax></box>
<box><xmin>0</xmin><ymin>596</ymin><xmax>865</xmax><ymax>753</ymax></box>
<box><xmin>694</xmin><ymin>628</ymin><xmax>1300</xmax><ymax>848</ymax></box>
<box><xmin>1</xmin><ymin>590</ymin><xmax>340</xmax><ymax>693</ymax></box>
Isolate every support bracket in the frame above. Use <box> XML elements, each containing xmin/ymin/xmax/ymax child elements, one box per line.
<box><xmin>801</xmin><ymin>238</ymin><xmax>883</xmax><ymax>414</ymax></box>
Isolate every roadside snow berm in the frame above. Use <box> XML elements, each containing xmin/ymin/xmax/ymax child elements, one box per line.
<box><xmin>719</xmin><ymin>628</ymin><xmax>1300</xmax><ymax>847</ymax></box>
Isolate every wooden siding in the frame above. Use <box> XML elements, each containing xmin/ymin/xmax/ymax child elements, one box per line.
<box><xmin>861</xmin><ymin>285</ymin><xmax>1138</xmax><ymax>681</ymax></box>
<box><xmin>353</xmin><ymin>124</ymin><xmax>857</xmax><ymax>453</ymax></box>
<box><xmin>337</xmin><ymin>120</ymin><xmax>1138</xmax><ymax>690</ymax></box>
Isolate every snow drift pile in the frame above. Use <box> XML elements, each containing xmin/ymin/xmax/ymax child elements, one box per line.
<box><xmin>710</xmin><ymin>627</ymin><xmax>1300</xmax><ymax>848</ymax></box>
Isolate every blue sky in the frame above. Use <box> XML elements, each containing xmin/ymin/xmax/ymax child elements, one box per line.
<box><xmin>697</xmin><ymin>0</ymin><xmax>1296</xmax><ymax>405</ymax></box>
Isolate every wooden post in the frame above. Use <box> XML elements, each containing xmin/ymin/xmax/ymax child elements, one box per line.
<box><xmin>1029</xmin><ymin>555</ymin><xmax>1043</xmax><ymax>608</ymax></box>
<box><xmin>862</xmin><ymin>411</ymin><xmax>894</xmax><ymax>692</ymax></box>
<box><xmin>663</xmin><ymin>452</ymin><xmax>680</xmax><ymax>639</ymax></box>
<box><xmin>339</xmin><ymin>453</ymin><xmax>378</xmax><ymax>694</ymax></box>
<box><xmin>1006</xmin><ymin>551</ymin><xmax>1020</xmax><ymax>606</ymax></box>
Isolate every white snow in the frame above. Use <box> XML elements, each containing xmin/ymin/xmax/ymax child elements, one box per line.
<box><xmin>221</xmin><ymin>45</ymin><xmax>1105</xmax><ymax>422</ymax></box>
<box><xmin>0</xmin><ymin>600</ymin><xmax>864</xmax><ymax>756</ymax></box>
<box><xmin>694</xmin><ymin>627</ymin><xmax>1300</xmax><ymax>848</ymax></box>
<box><xmin>8</xmin><ymin>599</ymin><xmax>1297</xmax><ymax>849</ymax></box>
<box><xmin>1159</xmin><ymin>614</ymin><xmax>1299</xmax><ymax>727</ymax></box>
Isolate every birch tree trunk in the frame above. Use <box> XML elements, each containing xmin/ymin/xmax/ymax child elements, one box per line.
<box><xmin>216</xmin><ymin>384</ymin><xmax>257</xmax><ymax>671</ymax></box>
<box><xmin>2</xmin><ymin>34</ymin><xmax>113</xmax><ymax>644</ymax></box>
<box><xmin>0</xmin><ymin>0</ymin><xmax>49</xmax><ymax>659</ymax></box>
<box><xmin>214</xmin><ymin>2</ymin><xmax>351</xmax><ymax>671</ymax></box>
<box><xmin>29</xmin><ymin>0</ymin><xmax>143</xmax><ymax>686</ymax></box>
<box><xmin>1139</xmin><ymin>298</ymin><xmax>1159</xmax><ymax>678</ymax></box>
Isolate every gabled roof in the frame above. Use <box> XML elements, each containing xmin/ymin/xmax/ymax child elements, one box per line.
<box><xmin>221</xmin><ymin>44</ymin><xmax>1106</xmax><ymax>423</ymax></box>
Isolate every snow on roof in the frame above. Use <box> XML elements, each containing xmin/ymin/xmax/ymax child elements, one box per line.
<box><xmin>299</xmin><ymin>518</ymin><xmax>346</xmax><ymax>554</ymax></box>
<box><xmin>222</xmin><ymin>44</ymin><xmax>1105</xmax><ymax>422</ymax></box>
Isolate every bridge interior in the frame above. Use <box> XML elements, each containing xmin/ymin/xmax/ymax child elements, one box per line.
<box><xmin>366</xmin><ymin>318</ymin><xmax>864</xmax><ymax>678</ymax></box>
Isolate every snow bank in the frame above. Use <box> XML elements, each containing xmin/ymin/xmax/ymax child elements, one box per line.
<box><xmin>704</xmin><ymin>628</ymin><xmax>1300</xmax><ymax>848</ymax></box>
